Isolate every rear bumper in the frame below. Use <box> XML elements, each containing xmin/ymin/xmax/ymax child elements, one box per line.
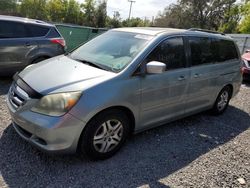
<box><xmin>242</xmin><ymin>67</ymin><xmax>250</xmax><ymax>81</ymax></box>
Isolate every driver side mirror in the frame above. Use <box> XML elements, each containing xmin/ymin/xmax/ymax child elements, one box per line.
<box><xmin>146</xmin><ymin>61</ymin><xmax>166</xmax><ymax>74</ymax></box>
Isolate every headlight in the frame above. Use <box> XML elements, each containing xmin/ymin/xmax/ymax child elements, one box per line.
<box><xmin>31</xmin><ymin>91</ymin><xmax>82</xmax><ymax>116</ymax></box>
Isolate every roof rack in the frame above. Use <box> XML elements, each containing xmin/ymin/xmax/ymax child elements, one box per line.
<box><xmin>188</xmin><ymin>28</ymin><xmax>225</xmax><ymax>35</ymax></box>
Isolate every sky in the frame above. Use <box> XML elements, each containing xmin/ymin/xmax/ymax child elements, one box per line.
<box><xmin>77</xmin><ymin>0</ymin><xmax>177</xmax><ymax>20</ymax></box>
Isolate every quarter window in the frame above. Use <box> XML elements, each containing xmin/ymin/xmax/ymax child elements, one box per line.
<box><xmin>212</xmin><ymin>39</ymin><xmax>238</xmax><ymax>62</ymax></box>
<box><xmin>147</xmin><ymin>37</ymin><xmax>186</xmax><ymax>70</ymax></box>
<box><xmin>189</xmin><ymin>36</ymin><xmax>239</xmax><ymax>66</ymax></box>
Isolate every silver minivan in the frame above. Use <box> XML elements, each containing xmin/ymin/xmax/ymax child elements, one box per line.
<box><xmin>7</xmin><ymin>28</ymin><xmax>242</xmax><ymax>160</ymax></box>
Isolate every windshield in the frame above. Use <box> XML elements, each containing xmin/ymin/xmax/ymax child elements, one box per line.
<box><xmin>70</xmin><ymin>31</ymin><xmax>153</xmax><ymax>72</ymax></box>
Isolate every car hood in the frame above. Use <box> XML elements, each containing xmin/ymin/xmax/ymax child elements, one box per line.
<box><xmin>19</xmin><ymin>55</ymin><xmax>116</xmax><ymax>95</ymax></box>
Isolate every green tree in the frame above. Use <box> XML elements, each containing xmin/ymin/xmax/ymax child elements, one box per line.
<box><xmin>155</xmin><ymin>0</ymin><xmax>240</xmax><ymax>31</ymax></box>
<box><xmin>81</xmin><ymin>0</ymin><xmax>96</xmax><ymax>26</ymax></box>
<box><xmin>122</xmin><ymin>17</ymin><xmax>146</xmax><ymax>27</ymax></box>
<box><xmin>64</xmin><ymin>0</ymin><xmax>82</xmax><ymax>24</ymax></box>
<box><xmin>154</xmin><ymin>4</ymin><xmax>192</xmax><ymax>28</ymax></box>
<box><xmin>238</xmin><ymin>1</ymin><xmax>250</xmax><ymax>33</ymax></box>
<box><xmin>46</xmin><ymin>0</ymin><xmax>66</xmax><ymax>22</ymax></box>
<box><xmin>95</xmin><ymin>0</ymin><xmax>107</xmax><ymax>27</ymax></box>
<box><xmin>106</xmin><ymin>11</ymin><xmax>122</xmax><ymax>28</ymax></box>
<box><xmin>0</xmin><ymin>0</ymin><xmax>18</xmax><ymax>15</ymax></box>
<box><xmin>20</xmin><ymin>0</ymin><xmax>47</xmax><ymax>20</ymax></box>
<box><xmin>218</xmin><ymin>4</ymin><xmax>241</xmax><ymax>33</ymax></box>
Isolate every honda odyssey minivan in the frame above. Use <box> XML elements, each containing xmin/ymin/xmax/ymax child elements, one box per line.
<box><xmin>7</xmin><ymin>28</ymin><xmax>242</xmax><ymax>160</ymax></box>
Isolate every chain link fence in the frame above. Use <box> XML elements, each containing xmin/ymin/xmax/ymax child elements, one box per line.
<box><xmin>56</xmin><ymin>24</ymin><xmax>108</xmax><ymax>52</ymax></box>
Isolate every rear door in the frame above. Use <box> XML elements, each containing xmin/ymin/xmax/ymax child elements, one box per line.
<box><xmin>29</xmin><ymin>25</ymin><xmax>65</xmax><ymax>57</ymax></box>
<box><xmin>139</xmin><ymin>36</ymin><xmax>190</xmax><ymax>129</ymax></box>
<box><xmin>0</xmin><ymin>20</ymin><xmax>36</xmax><ymax>71</ymax></box>
<box><xmin>185</xmin><ymin>36</ymin><xmax>218</xmax><ymax>113</ymax></box>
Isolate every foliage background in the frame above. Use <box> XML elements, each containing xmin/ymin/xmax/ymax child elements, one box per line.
<box><xmin>1</xmin><ymin>0</ymin><xmax>250</xmax><ymax>33</ymax></box>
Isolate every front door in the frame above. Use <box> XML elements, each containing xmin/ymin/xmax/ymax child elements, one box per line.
<box><xmin>139</xmin><ymin>37</ymin><xmax>190</xmax><ymax>129</ymax></box>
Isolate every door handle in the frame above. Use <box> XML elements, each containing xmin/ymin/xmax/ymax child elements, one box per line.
<box><xmin>178</xmin><ymin>76</ymin><xmax>186</xmax><ymax>81</ymax></box>
<box><xmin>25</xmin><ymin>42</ymin><xmax>31</xmax><ymax>47</ymax></box>
<box><xmin>194</xmin><ymin>73</ymin><xmax>202</xmax><ymax>78</ymax></box>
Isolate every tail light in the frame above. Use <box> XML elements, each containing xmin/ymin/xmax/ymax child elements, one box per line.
<box><xmin>50</xmin><ymin>38</ymin><xmax>66</xmax><ymax>47</ymax></box>
<box><xmin>241</xmin><ymin>59</ymin><xmax>250</xmax><ymax>74</ymax></box>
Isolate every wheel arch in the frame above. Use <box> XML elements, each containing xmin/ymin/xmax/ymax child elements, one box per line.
<box><xmin>87</xmin><ymin>106</ymin><xmax>136</xmax><ymax>134</ymax></box>
<box><xmin>30</xmin><ymin>55</ymin><xmax>51</xmax><ymax>64</ymax></box>
<box><xmin>223</xmin><ymin>84</ymin><xmax>233</xmax><ymax>97</ymax></box>
<box><xmin>76</xmin><ymin>105</ymin><xmax>136</xmax><ymax>154</ymax></box>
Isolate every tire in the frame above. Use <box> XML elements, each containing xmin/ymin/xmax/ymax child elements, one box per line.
<box><xmin>79</xmin><ymin>109</ymin><xmax>130</xmax><ymax>160</ymax></box>
<box><xmin>32</xmin><ymin>57</ymin><xmax>47</xmax><ymax>64</ymax></box>
<box><xmin>211</xmin><ymin>86</ymin><xmax>232</xmax><ymax>115</ymax></box>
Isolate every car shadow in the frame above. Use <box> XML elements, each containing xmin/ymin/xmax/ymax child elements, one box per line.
<box><xmin>0</xmin><ymin>77</ymin><xmax>12</xmax><ymax>95</ymax></box>
<box><xmin>242</xmin><ymin>81</ymin><xmax>250</xmax><ymax>87</ymax></box>
<box><xmin>0</xmin><ymin>106</ymin><xmax>249</xmax><ymax>187</ymax></box>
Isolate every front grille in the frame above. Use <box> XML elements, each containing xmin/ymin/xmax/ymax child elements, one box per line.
<box><xmin>9</xmin><ymin>83</ymin><xmax>29</xmax><ymax>109</ymax></box>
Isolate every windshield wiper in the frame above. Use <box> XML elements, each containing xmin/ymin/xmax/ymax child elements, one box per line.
<box><xmin>73</xmin><ymin>58</ymin><xmax>110</xmax><ymax>71</ymax></box>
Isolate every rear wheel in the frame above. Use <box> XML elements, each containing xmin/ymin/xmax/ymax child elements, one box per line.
<box><xmin>211</xmin><ymin>86</ymin><xmax>232</xmax><ymax>115</ymax></box>
<box><xmin>32</xmin><ymin>57</ymin><xmax>48</xmax><ymax>64</ymax></box>
<box><xmin>79</xmin><ymin>109</ymin><xmax>130</xmax><ymax>160</ymax></box>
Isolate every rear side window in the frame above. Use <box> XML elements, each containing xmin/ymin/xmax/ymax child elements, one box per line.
<box><xmin>46</xmin><ymin>28</ymin><xmax>61</xmax><ymax>38</ymax></box>
<box><xmin>189</xmin><ymin>36</ymin><xmax>239</xmax><ymax>66</ymax></box>
<box><xmin>189</xmin><ymin>37</ymin><xmax>213</xmax><ymax>66</ymax></box>
<box><xmin>27</xmin><ymin>24</ymin><xmax>49</xmax><ymax>37</ymax></box>
<box><xmin>147</xmin><ymin>37</ymin><xmax>186</xmax><ymax>70</ymax></box>
<box><xmin>0</xmin><ymin>21</ymin><xmax>28</xmax><ymax>38</ymax></box>
<box><xmin>212</xmin><ymin>39</ymin><xmax>238</xmax><ymax>62</ymax></box>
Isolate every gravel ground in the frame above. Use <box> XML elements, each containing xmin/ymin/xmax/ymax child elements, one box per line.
<box><xmin>0</xmin><ymin>78</ymin><xmax>249</xmax><ymax>188</ymax></box>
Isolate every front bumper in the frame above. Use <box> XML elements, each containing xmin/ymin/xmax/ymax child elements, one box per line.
<box><xmin>7</xmin><ymin>94</ymin><xmax>86</xmax><ymax>154</ymax></box>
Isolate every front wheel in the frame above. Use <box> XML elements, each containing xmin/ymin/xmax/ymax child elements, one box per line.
<box><xmin>211</xmin><ymin>86</ymin><xmax>232</xmax><ymax>115</ymax></box>
<box><xmin>79</xmin><ymin>110</ymin><xmax>130</xmax><ymax>160</ymax></box>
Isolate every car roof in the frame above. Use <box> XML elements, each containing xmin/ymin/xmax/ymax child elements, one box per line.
<box><xmin>113</xmin><ymin>27</ymin><xmax>186</xmax><ymax>36</ymax></box>
<box><xmin>113</xmin><ymin>27</ymin><xmax>233</xmax><ymax>40</ymax></box>
<box><xmin>0</xmin><ymin>15</ymin><xmax>54</xmax><ymax>27</ymax></box>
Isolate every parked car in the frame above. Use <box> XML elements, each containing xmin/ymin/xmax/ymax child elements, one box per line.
<box><xmin>241</xmin><ymin>50</ymin><xmax>250</xmax><ymax>81</ymax></box>
<box><xmin>0</xmin><ymin>15</ymin><xmax>65</xmax><ymax>76</ymax></box>
<box><xmin>7</xmin><ymin>28</ymin><xmax>242</xmax><ymax>160</ymax></box>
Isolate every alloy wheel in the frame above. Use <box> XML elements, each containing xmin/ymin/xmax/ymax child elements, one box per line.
<box><xmin>93</xmin><ymin>119</ymin><xmax>124</xmax><ymax>153</ymax></box>
<box><xmin>217</xmin><ymin>91</ymin><xmax>229</xmax><ymax>111</ymax></box>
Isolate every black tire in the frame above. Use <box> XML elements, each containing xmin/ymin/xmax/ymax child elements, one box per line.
<box><xmin>32</xmin><ymin>57</ymin><xmax>48</xmax><ymax>64</ymax></box>
<box><xmin>211</xmin><ymin>86</ymin><xmax>232</xmax><ymax>115</ymax></box>
<box><xmin>79</xmin><ymin>109</ymin><xmax>130</xmax><ymax>160</ymax></box>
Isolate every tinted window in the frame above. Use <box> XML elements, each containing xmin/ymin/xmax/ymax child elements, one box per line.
<box><xmin>189</xmin><ymin>37</ymin><xmax>213</xmax><ymax>66</ymax></box>
<box><xmin>28</xmin><ymin>24</ymin><xmax>49</xmax><ymax>37</ymax></box>
<box><xmin>46</xmin><ymin>28</ymin><xmax>61</xmax><ymax>38</ymax></box>
<box><xmin>212</xmin><ymin>39</ymin><xmax>238</xmax><ymax>62</ymax></box>
<box><xmin>147</xmin><ymin>37</ymin><xmax>186</xmax><ymax>70</ymax></box>
<box><xmin>0</xmin><ymin>21</ymin><xmax>28</xmax><ymax>38</ymax></box>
